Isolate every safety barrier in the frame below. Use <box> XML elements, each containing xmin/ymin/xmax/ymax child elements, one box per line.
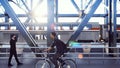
<box><xmin>0</xmin><ymin>43</ymin><xmax>120</xmax><ymax>59</ymax></box>
<box><xmin>0</xmin><ymin>42</ymin><xmax>120</xmax><ymax>66</ymax></box>
<box><xmin>0</xmin><ymin>42</ymin><xmax>120</xmax><ymax>59</ymax></box>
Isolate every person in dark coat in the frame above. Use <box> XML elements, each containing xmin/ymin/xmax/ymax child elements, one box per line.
<box><xmin>44</xmin><ymin>32</ymin><xmax>67</xmax><ymax>68</ymax></box>
<box><xmin>8</xmin><ymin>34</ymin><xmax>22</xmax><ymax>66</ymax></box>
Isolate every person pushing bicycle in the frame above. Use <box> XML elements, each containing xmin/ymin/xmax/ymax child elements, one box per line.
<box><xmin>44</xmin><ymin>32</ymin><xmax>68</xmax><ymax>68</ymax></box>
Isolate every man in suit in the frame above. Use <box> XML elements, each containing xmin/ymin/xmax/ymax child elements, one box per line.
<box><xmin>8</xmin><ymin>34</ymin><xmax>22</xmax><ymax>66</ymax></box>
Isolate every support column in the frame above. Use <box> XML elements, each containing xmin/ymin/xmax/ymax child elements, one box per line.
<box><xmin>108</xmin><ymin>0</ymin><xmax>113</xmax><ymax>56</ymax></box>
<box><xmin>112</xmin><ymin>0</ymin><xmax>117</xmax><ymax>56</ymax></box>
<box><xmin>108</xmin><ymin>0</ymin><xmax>117</xmax><ymax>57</ymax></box>
<box><xmin>55</xmin><ymin>0</ymin><xmax>58</xmax><ymax>30</ymax></box>
<box><xmin>4</xmin><ymin>12</ymin><xmax>10</xmax><ymax>30</ymax></box>
<box><xmin>47</xmin><ymin>0</ymin><xmax>54</xmax><ymax>46</ymax></box>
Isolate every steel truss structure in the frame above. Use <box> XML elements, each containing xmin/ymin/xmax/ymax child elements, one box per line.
<box><xmin>0</xmin><ymin>0</ymin><xmax>119</xmax><ymax>56</ymax></box>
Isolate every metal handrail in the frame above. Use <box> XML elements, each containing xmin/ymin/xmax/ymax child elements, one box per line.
<box><xmin>0</xmin><ymin>43</ymin><xmax>120</xmax><ymax>59</ymax></box>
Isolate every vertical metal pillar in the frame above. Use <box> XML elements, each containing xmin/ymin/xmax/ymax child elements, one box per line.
<box><xmin>55</xmin><ymin>0</ymin><xmax>58</xmax><ymax>30</ymax></box>
<box><xmin>108</xmin><ymin>0</ymin><xmax>117</xmax><ymax>56</ymax></box>
<box><xmin>103</xmin><ymin>0</ymin><xmax>109</xmax><ymax>56</ymax></box>
<box><xmin>4</xmin><ymin>12</ymin><xmax>10</xmax><ymax>30</ymax></box>
<box><xmin>105</xmin><ymin>0</ymin><xmax>109</xmax><ymax>39</ymax></box>
<box><xmin>108</xmin><ymin>0</ymin><xmax>113</xmax><ymax>56</ymax></box>
<box><xmin>112</xmin><ymin>0</ymin><xmax>117</xmax><ymax>56</ymax></box>
<box><xmin>47</xmin><ymin>0</ymin><xmax>54</xmax><ymax>45</ymax></box>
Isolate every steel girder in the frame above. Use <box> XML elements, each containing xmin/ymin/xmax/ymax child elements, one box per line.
<box><xmin>0</xmin><ymin>0</ymin><xmax>41</xmax><ymax>57</ymax></box>
<box><xmin>0</xmin><ymin>14</ymin><xmax>111</xmax><ymax>17</ymax></box>
<box><xmin>0</xmin><ymin>22</ymin><xmax>93</xmax><ymax>27</ymax></box>
<box><xmin>67</xmin><ymin>0</ymin><xmax>102</xmax><ymax>44</ymax></box>
<box><xmin>108</xmin><ymin>0</ymin><xmax>117</xmax><ymax>56</ymax></box>
<box><xmin>71</xmin><ymin>0</ymin><xmax>81</xmax><ymax>12</ymax></box>
<box><xmin>2</xmin><ymin>14</ymin><xmax>120</xmax><ymax>18</ymax></box>
<box><xmin>47</xmin><ymin>0</ymin><xmax>54</xmax><ymax>45</ymax></box>
<box><xmin>112</xmin><ymin>0</ymin><xmax>117</xmax><ymax>56</ymax></box>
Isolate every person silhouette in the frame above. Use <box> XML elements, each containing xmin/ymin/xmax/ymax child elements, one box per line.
<box><xmin>8</xmin><ymin>34</ymin><xmax>22</xmax><ymax>66</ymax></box>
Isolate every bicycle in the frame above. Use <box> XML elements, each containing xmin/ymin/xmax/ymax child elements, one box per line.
<box><xmin>35</xmin><ymin>51</ymin><xmax>77</xmax><ymax>68</ymax></box>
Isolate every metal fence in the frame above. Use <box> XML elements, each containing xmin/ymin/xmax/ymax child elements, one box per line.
<box><xmin>0</xmin><ymin>42</ymin><xmax>120</xmax><ymax>59</ymax></box>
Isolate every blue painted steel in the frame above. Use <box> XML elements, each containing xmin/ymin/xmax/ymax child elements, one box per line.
<box><xmin>21</xmin><ymin>0</ymin><xmax>37</xmax><ymax>23</ymax></box>
<box><xmin>55</xmin><ymin>0</ymin><xmax>58</xmax><ymax>23</ymax></box>
<box><xmin>84</xmin><ymin>0</ymin><xmax>93</xmax><ymax>10</ymax></box>
<box><xmin>71</xmin><ymin>0</ymin><xmax>80</xmax><ymax>12</ymax></box>
<box><xmin>67</xmin><ymin>0</ymin><xmax>102</xmax><ymax>44</ymax></box>
<box><xmin>108</xmin><ymin>0</ymin><xmax>112</xmax><ymax>47</ymax></box>
<box><xmin>0</xmin><ymin>14</ymin><xmax>4</xmax><ymax>17</ymax></box>
<box><xmin>55</xmin><ymin>0</ymin><xmax>58</xmax><ymax>30</ymax></box>
<box><xmin>2</xmin><ymin>14</ymin><xmax>120</xmax><ymax>18</ymax></box>
<box><xmin>21</xmin><ymin>0</ymin><xmax>30</xmax><ymax>11</ymax></box>
<box><xmin>0</xmin><ymin>14</ymin><xmax>109</xmax><ymax>17</ymax></box>
<box><xmin>3</xmin><ymin>13</ymin><xmax>120</xmax><ymax>18</ymax></box>
<box><xmin>57</xmin><ymin>14</ymin><xmax>108</xmax><ymax>17</ymax></box>
<box><xmin>0</xmin><ymin>22</ymin><xmax>94</xmax><ymax>27</ymax></box>
<box><xmin>105</xmin><ymin>0</ymin><xmax>108</xmax><ymax>25</ymax></box>
<box><xmin>47</xmin><ymin>0</ymin><xmax>54</xmax><ymax>45</ymax></box>
<box><xmin>113</xmin><ymin>0</ymin><xmax>117</xmax><ymax>46</ymax></box>
<box><xmin>0</xmin><ymin>0</ymin><xmax>40</xmax><ymax>55</ymax></box>
<box><xmin>21</xmin><ymin>0</ymin><xmax>38</xmax><ymax>23</ymax></box>
<box><xmin>4</xmin><ymin>12</ymin><xmax>9</xmax><ymax>30</ymax></box>
<box><xmin>21</xmin><ymin>0</ymin><xmax>31</xmax><ymax>23</ymax></box>
<box><xmin>2</xmin><ymin>13</ymin><xmax>120</xmax><ymax>18</ymax></box>
<box><xmin>108</xmin><ymin>0</ymin><xmax>117</xmax><ymax>56</ymax></box>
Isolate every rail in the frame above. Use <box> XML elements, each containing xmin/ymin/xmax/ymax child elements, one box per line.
<box><xmin>0</xmin><ymin>42</ymin><xmax>120</xmax><ymax>59</ymax></box>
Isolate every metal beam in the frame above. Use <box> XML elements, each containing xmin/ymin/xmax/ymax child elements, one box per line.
<box><xmin>0</xmin><ymin>22</ymin><xmax>94</xmax><ymax>27</ymax></box>
<box><xmin>84</xmin><ymin>0</ymin><xmax>93</xmax><ymax>10</ymax></box>
<box><xmin>108</xmin><ymin>0</ymin><xmax>117</xmax><ymax>56</ymax></box>
<box><xmin>4</xmin><ymin>12</ymin><xmax>9</xmax><ymax>29</ymax></box>
<box><xmin>47</xmin><ymin>0</ymin><xmax>54</xmax><ymax>45</ymax></box>
<box><xmin>0</xmin><ymin>0</ymin><xmax>41</xmax><ymax>57</ymax></box>
<box><xmin>2</xmin><ymin>14</ymin><xmax>120</xmax><ymax>18</ymax></box>
<box><xmin>67</xmin><ymin>0</ymin><xmax>102</xmax><ymax>44</ymax></box>
<box><xmin>112</xmin><ymin>0</ymin><xmax>117</xmax><ymax>43</ymax></box>
<box><xmin>71</xmin><ymin>0</ymin><xmax>80</xmax><ymax>12</ymax></box>
<box><xmin>57</xmin><ymin>14</ymin><xmax>108</xmax><ymax>17</ymax></box>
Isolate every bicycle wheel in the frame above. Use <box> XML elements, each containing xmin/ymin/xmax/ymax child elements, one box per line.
<box><xmin>35</xmin><ymin>60</ymin><xmax>51</xmax><ymax>68</ymax></box>
<box><xmin>62</xmin><ymin>59</ymin><xmax>77</xmax><ymax>68</ymax></box>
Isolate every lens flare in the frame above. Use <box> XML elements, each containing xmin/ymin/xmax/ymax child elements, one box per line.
<box><xmin>78</xmin><ymin>53</ymin><xmax>83</xmax><ymax>59</ymax></box>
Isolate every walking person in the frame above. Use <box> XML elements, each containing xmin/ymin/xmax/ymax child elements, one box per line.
<box><xmin>8</xmin><ymin>34</ymin><xmax>22</xmax><ymax>66</ymax></box>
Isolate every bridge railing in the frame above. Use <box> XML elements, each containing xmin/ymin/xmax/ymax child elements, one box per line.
<box><xmin>0</xmin><ymin>42</ymin><xmax>120</xmax><ymax>59</ymax></box>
